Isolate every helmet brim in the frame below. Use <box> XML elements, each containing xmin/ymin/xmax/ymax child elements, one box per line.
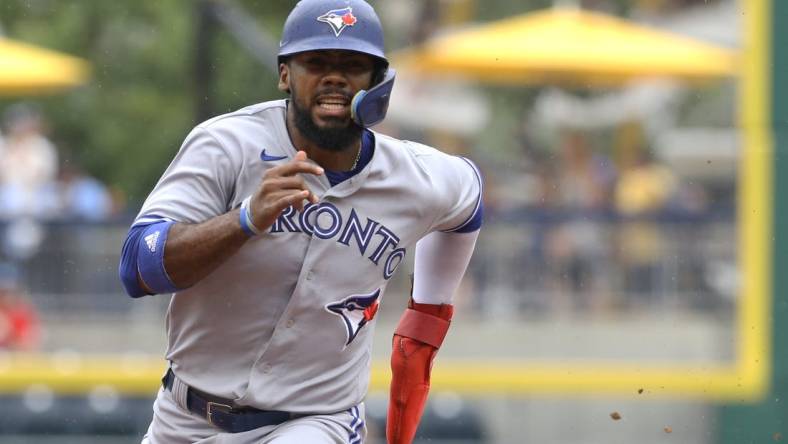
<box><xmin>278</xmin><ymin>35</ymin><xmax>388</xmax><ymax>66</ymax></box>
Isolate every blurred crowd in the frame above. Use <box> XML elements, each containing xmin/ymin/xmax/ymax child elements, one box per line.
<box><xmin>0</xmin><ymin>103</ymin><xmax>116</xmax><ymax>222</ymax></box>
<box><xmin>466</xmin><ymin>118</ymin><xmax>732</xmax><ymax>317</ymax></box>
<box><xmin>378</xmin><ymin>99</ymin><xmax>732</xmax><ymax>319</ymax></box>
<box><xmin>0</xmin><ymin>103</ymin><xmax>118</xmax><ymax>351</ymax></box>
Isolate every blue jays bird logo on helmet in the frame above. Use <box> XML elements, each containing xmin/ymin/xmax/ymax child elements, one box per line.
<box><xmin>325</xmin><ymin>289</ymin><xmax>380</xmax><ymax>348</ymax></box>
<box><xmin>317</xmin><ymin>7</ymin><xmax>357</xmax><ymax>37</ymax></box>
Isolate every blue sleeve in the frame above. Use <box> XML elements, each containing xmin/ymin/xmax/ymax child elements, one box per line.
<box><xmin>119</xmin><ymin>224</ymin><xmax>151</xmax><ymax>298</ymax></box>
<box><xmin>118</xmin><ymin>219</ymin><xmax>179</xmax><ymax>298</ymax></box>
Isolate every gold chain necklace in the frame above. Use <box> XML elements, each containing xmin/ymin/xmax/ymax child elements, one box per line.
<box><xmin>350</xmin><ymin>144</ymin><xmax>363</xmax><ymax>171</ymax></box>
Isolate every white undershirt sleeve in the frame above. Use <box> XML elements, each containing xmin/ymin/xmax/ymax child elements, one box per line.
<box><xmin>412</xmin><ymin>229</ymin><xmax>480</xmax><ymax>305</ymax></box>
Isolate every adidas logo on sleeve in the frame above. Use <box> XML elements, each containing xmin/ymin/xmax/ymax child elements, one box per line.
<box><xmin>144</xmin><ymin>231</ymin><xmax>160</xmax><ymax>253</ymax></box>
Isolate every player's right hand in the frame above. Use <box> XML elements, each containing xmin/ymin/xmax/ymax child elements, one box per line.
<box><xmin>249</xmin><ymin>151</ymin><xmax>322</xmax><ymax>230</ymax></box>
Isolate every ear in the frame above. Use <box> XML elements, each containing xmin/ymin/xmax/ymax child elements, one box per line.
<box><xmin>278</xmin><ymin>62</ymin><xmax>291</xmax><ymax>94</ymax></box>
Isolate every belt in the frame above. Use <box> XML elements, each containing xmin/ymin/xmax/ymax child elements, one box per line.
<box><xmin>162</xmin><ymin>368</ymin><xmax>297</xmax><ymax>433</ymax></box>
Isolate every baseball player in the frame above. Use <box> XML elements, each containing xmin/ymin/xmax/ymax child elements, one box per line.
<box><xmin>118</xmin><ymin>1</ymin><xmax>482</xmax><ymax>443</ymax></box>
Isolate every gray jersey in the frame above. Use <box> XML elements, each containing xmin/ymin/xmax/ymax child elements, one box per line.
<box><xmin>136</xmin><ymin>100</ymin><xmax>482</xmax><ymax>414</ymax></box>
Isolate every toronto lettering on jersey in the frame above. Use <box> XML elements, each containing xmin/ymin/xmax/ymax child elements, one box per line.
<box><xmin>271</xmin><ymin>203</ymin><xmax>406</xmax><ymax>279</ymax></box>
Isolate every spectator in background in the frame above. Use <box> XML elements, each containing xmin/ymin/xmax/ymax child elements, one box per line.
<box><xmin>543</xmin><ymin>129</ymin><xmax>616</xmax><ymax>313</ymax></box>
<box><xmin>57</xmin><ymin>162</ymin><xmax>113</xmax><ymax>221</ymax></box>
<box><xmin>0</xmin><ymin>103</ymin><xmax>59</xmax><ymax>219</ymax></box>
<box><xmin>0</xmin><ymin>263</ymin><xmax>40</xmax><ymax>350</ymax></box>
<box><xmin>614</xmin><ymin>136</ymin><xmax>677</xmax><ymax>307</ymax></box>
<box><xmin>555</xmin><ymin>129</ymin><xmax>615</xmax><ymax>210</ymax></box>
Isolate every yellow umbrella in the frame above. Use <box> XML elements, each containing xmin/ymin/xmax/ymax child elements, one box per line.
<box><xmin>392</xmin><ymin>7</ymin><xmax>738</xmax><ymax>86</ymax></box>
<box><xmin>0</xmin><ymin>37</ymin><xmax>90</xmax><ymax>95</ymax></box>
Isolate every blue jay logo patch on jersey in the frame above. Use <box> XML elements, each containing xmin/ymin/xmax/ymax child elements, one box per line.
<box><xmin>317</xmin><ymin>7</ymin><xmax>357</xmax><ymax>37</ymax></box>
<box><xmin>325</xmin><ymin>288</ymin><xmax>380</xmax><ymax>347</ymax></box>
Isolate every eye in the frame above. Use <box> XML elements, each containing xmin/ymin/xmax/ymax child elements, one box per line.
<box><xmin>300</xmin><ymin>55</ymin><xmax>327</xmax><ymax>71</ymax></box>
<box><xmin>345</xmin><ymin>59</ymin><xmax>372</xmax><ymax>73</ymax></box>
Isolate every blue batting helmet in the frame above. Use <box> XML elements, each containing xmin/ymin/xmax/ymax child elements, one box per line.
<box><xmin>279</xmin><ymin>0</ymin><xmax>387</xmax><ymax>65</ymax></box>
<box><xmin>278</xmin><ymin>0</ymin><xmax>395</xmax><ymax>127</ymax></box>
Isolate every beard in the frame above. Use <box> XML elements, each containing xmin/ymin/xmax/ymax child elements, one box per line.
<box><xmin>290</xmin><ymin>85</ymin><xmax>363</xmax><ymax>153</ymax></box>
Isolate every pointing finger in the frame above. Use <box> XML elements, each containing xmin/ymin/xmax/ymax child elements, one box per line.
<box><xmin>277</xmin><ymin>190</ymin><xmax>310</xmax><ymax>213</ymax></box>
<box><xmin>269</xmin><ymin>154</ymin><xmax>323</xmax><ymax>177</ymax></box>
<box><xmin>292</xmin><ymin>151</ymin><xmax>323</xmax><ymax>175</ymax></box>
<box><xmin>266</xmin><ymin>161</ymin><xmax>323</xmax><ymax>178</ymax></box>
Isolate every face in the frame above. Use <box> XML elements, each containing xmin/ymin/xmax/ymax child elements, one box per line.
<box><xmin>279</xmin><ymin>50</ymin><xmax>377</xmax><ymax>151</ymax></box>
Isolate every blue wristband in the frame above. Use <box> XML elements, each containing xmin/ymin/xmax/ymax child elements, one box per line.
<box><xmin>240</xmin><ymin>196</ymin><xmax>262</xmax><ymax>236</ymax></box>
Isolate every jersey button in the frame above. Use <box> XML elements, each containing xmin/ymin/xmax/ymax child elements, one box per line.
<box><xmin>262</xmin><ymin>364</ymin><xmax>272</xmax><ymax>374</ymax></box>
<box><xmin>306</xmin><ymin>271</ymin><xmax>314</xmax><ymax>280</ymax></box>
<box><xmin>286</xmin><ymin>319</ymin><xmax>294</xmax><ymax>328</ymax></box>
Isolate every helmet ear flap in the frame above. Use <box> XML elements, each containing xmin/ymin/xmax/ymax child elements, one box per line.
<box><xmin>351</xmin><ymin>68</ymin><xmax>395</xmax><ymax>128</ymax></box>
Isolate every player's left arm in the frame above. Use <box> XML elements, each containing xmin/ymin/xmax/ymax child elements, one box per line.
<box><xmin>387</xmin><ymin>156</ymin><xmax>483</xmax><ymax>444</ymax></box>
<box><xmin>387</xmin><ymin>229</ymin><xmax>480</xmax><ymax>444</ymax></box>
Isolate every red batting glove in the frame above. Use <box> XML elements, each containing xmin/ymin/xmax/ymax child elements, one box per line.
<box><xmin>387</xmin><ymin>300</ymin><xmax>453</xmax><ymax>444</ymax></box>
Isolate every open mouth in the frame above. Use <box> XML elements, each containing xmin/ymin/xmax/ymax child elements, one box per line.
<box><xmin>316</xmin><ymin>95</ymin><xmax>350</xmax><ymax>113</ymax></box>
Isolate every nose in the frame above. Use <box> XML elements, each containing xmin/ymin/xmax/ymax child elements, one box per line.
<box><xmin>321</xmin><ymin>56</ymin><xmax>348</xmax><ymax>87</ymax></box>
<box><xmin>319</xmin><ymin>63</ymin><xmax>349</xmax><ymax>88</ymax></box>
